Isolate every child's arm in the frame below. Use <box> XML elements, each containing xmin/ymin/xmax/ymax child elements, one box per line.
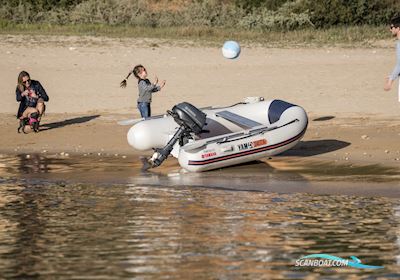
<box><xmin>152</xmin><ymin>80</ymin><xmax>166</xmax><ymax>92</ymax></box>
<box><xmin>159</xmin><ymin>80</ymin><xmax>166</xmax><ymax>89</ymax></box>
<box><xmin>153</xmin><ymin>75</ymin><xmax>166</xmax><ymax>90</ymax></box>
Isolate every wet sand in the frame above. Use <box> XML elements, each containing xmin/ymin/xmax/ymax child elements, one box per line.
<box><xmin>1</xmin><ymin>151</ymin><xmax>399</xmax><ymax>198</ymax></box>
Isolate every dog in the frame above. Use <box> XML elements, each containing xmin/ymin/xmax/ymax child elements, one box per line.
<box><xmin>18</xmin><ymin>112</ymin><xmax>40</xmax><ymax>134</ymax></box>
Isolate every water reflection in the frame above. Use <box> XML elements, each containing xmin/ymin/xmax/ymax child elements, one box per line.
<box><xmin>0</xmin><ymin>182</ymin><xmax>399</xmax><ymax>279</ymax></box>
<box><xmin>1</xmin><ymin>154</ymin><xmax>399</xmax><ymax>198</ymax></box>
<box><xmin>15</xmin><ymin>154</ymin><xmax>51</xmax><ymax>174</ymax></box>
<box><xmin>0</xmin><ymin>154</ymin><xmax>400</xmax><ymax>278</ymax></box>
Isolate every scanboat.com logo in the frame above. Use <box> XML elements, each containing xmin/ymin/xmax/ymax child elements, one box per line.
<box><xmin>295</xmin><ymin>254</ymin><xmax>384</xmax><ymax>270</ymax></box>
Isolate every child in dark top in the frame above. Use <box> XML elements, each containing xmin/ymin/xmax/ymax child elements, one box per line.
<box><xmin>120</xmin><ymin>64</ymin><xmax>166</xmax><ymax>118</ymax></box>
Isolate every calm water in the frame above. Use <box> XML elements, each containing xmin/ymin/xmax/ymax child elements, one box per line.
<box><xmin>0</xmin><ymin>154</ymin><xmax>400</xmax><ymax>279</ymax></box>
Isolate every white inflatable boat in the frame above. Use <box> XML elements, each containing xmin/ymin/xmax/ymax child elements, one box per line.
<box><xmin>126</xmin><ymin>97</ymin><xmax>308</xmax><ymax>172</ymax></box>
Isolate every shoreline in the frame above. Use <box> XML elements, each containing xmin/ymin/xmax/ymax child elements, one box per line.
<box><xmin>1</xmin><ymin>112</ymin><xmax>399</xmax><ymax>174</ymax></box>
<box><xmin>1</xmin><ymin>111</ymin><xmax>399</xmax><ymax>198</ymax></box>
<box><xmin>1</xmin><ymin>149</ymin><xmax>400</xmax><ymax>199</ymax></box>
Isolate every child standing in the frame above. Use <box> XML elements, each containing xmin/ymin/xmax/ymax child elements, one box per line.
<box><xmin>120</xmin><ymin>64</ymin><xmax>166</xmax><ymax>118</ymax></box>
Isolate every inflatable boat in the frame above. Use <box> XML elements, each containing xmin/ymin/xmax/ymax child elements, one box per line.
<box><xmin>126</xmin><ymin>97</ymin><xmax>308</xmax><ymax>172</ymax></box>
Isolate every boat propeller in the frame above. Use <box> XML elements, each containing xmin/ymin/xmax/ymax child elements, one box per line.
<box><xmin>142</xmin><ymin>102</ymin><xmax>207</xmax><ymax>170</ymax></box>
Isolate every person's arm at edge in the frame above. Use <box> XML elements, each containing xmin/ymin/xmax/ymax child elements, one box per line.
<box><xmin>385</xmin><ymin>41</ymin><xmax>400</xmax><ymax>91</ymax></box>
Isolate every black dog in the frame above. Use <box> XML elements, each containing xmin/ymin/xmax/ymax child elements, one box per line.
<box><xmin>17</xmin><ymin>112</ymin><xmax>40</xmax><ymax>134</ymax></box>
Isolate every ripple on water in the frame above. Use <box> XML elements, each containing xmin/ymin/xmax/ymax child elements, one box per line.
<box><xmin>0</xmin><ymin>182</ymin><xmax>399</xmax><ymax>279</ymax></box>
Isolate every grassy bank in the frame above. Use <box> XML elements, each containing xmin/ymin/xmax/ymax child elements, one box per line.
<box><xmin>0</xmin><ymin>0</ymin><xmax>396</xmax><ymax>47</ymax></box>
<box><xmin>0</xmin><ymin>23</ymin><xmax>391</xmax><ymax>48</ymax></box>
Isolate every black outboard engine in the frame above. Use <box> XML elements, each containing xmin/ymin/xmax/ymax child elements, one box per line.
<box><xmin>144</xmin><ymin>102</ymin><xmax>207</xmax><ymax>169</ymax></box>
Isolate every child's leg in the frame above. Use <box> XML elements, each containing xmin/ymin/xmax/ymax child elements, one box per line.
<box><xmin>138</xmin><ymin>102</ymin><xmax>150</xmax><ymax>118</ymax></box>
<box><xmin>147</xmin><ymin>103</ymin><xmax>151</xmax><ymax>117</ymax></box>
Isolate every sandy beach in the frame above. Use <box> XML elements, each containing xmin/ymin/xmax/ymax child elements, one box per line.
<box><xmin>0</xmin><ymin>35</ymin><xmax>399</xmax><ymax>173</ymax></box>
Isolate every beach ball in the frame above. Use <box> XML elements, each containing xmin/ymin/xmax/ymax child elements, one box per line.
<box><xmin>222</xmin><ymin>40</ymin><xmax>241</xmax><ymax>59</ymax></box>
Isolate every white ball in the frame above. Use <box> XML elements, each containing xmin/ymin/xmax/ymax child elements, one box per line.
<box><xmin>222</xmin><ymin>40</ymin><xmax>240</xmax><ymax>59</ymax></box>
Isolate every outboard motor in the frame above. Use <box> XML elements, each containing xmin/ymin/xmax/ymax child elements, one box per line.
<box><xmin>144</xmin><ymin>102</ymin><xmax>207</xmax><ymax>169</ymax></box>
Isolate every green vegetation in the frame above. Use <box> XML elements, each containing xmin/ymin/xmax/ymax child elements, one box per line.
<box><xmin>0</xmin><ymin>0</ymin><xmax>398</xmax><ymax>46</ymax></box>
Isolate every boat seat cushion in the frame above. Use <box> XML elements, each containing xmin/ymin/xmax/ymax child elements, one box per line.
<box><xmin>216</xmin><ymin>110</ymin><xmax>262</xmax><ymax>129</ymax></box>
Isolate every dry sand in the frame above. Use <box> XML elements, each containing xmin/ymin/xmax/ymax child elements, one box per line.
<box><xmin>0</xmin><ymin>35</ymin><xmax>399</xmax><ymax>174</ymax></box>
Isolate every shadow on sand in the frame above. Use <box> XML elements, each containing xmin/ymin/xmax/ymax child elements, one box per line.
<box><xmin>312</xmin><ymin>116</ymin><xmax>335</xmax><ymax>122</ymax></box>
<box><xmin>280</xmin><ymin>139</ymin><xmax>351</xmax><ymax>157</ymax></box>
<box><xmin>40</xmin><ymin>115</ymin><xmax>100</xmax><ymax>131</ymax></box>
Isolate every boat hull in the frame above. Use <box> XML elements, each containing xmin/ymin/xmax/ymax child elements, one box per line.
<box><xmin>127</xmin><ymin>98</ymin><xmax>308</xmax><ymax>172</ymax></box>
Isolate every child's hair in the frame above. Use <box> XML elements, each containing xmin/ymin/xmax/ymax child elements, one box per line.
<box><xmin>132</xmin><ymin>64</ymin><xmax>146</xmax><ymax>79</ymax></box>
<box><xmin>391</xmin><ymin>16</ymin><xmax>400</xmax><ymax>28</ymax></box>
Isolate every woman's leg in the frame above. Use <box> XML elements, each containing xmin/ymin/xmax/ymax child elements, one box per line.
<box><xmin>36</xmin><ymin>98</ymin><xmax>45</xmax><ymax>121</ymax></box>
<box><xmin>21</xmin><ymin>107</ymin><xmax>38</xmax><ymax>119</ymax></box>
